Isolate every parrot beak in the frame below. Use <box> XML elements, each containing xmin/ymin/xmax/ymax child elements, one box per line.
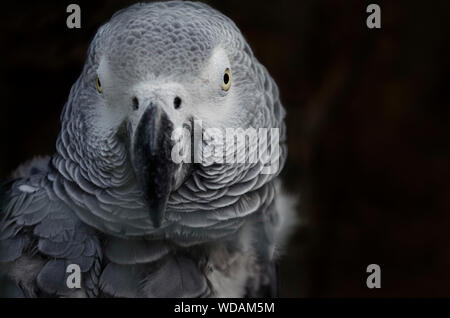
<box><xmin>133</xmin><ymin>103</ymin><xmax>177</xmax><ymax>228</ymax></box>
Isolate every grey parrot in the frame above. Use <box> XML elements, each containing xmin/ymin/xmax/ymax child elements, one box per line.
<box><xmin>0</xmin><ymin>1</ymin><xmax>297</xmax><ymax>298</ymax></box>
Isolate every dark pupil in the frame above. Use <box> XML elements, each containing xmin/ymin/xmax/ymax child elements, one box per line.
<box><xmin>223</xmin><ymin>73</ymin><xmax>229</xmax><ymax>84</ymax></box>
<box><xmin>97</xmin><ymin>77</ymin><xmax>101</xmax><ymax>87</ymax></box>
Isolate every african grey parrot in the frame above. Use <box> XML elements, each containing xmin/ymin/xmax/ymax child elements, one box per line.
<box><xmin>0</xmin><ymin>1</ymin><xmax>297</xmax><ymax>298</ymax></box>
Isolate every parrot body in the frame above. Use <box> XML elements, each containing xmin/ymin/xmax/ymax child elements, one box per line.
<box><xmin>0</xmin><ymin>1</ymin><xmax>296</xmax><ymax>298</ymax></box>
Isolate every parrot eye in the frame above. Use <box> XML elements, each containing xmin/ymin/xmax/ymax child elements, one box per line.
<box><xmin>222</xmin><ymin>68</ymin><xmax>231</xmax><ymax>91</ymax></box>
<box><xmin>96</xmin><ymin>76</ymin><xmax>103</xmax><ymax>93</ymax></box>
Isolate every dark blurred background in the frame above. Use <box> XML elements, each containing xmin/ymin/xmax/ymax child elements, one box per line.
<box><xmin>0</xmin><ymin>0</ymin><xmax>449</xmax><ymax>297</ymax></box>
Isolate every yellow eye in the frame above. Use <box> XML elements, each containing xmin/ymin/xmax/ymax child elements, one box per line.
<box><xmin>222</xmin><ymin>68</ymin><xmax>231</xmax><ymax>91</ymax></box>
<box><xmin>96</xmin><ymin>76</ymin><xmax>102</xmax><ymax>93</ymax></box>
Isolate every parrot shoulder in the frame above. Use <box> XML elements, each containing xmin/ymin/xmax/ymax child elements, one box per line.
<box><xmin>0</xmin><ymin>165</ymin><xmax>102</xmax><ymax>297</ymax></box>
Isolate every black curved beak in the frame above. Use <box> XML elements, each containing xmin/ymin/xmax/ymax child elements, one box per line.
<box><xmin>133</xmin><ymin>103</ymin><xmax>177</xmax><ymax>228</ymax></box>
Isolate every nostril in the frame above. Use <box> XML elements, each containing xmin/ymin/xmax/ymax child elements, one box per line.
<box><xmin>132</xmin><ymin>97</ymin><xmax>139</xmax><ymax>111</ymax></box>
<box><xmin>173</xmin><ymin>96</ymin><xmax>182</xmax><ymax>109</ymax></box>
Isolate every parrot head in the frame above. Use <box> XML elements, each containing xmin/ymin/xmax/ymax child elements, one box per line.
<box><xmin>54</xmin><ymin>1</ymin><xmax>285</xmax><ymax>233</ymax></box>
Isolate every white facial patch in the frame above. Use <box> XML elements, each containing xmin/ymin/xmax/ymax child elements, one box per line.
<box><xmin>198</xmin><ymin>47</ymin><xmax>231</xmax><ymax>88</ymax></box>
<box><xmin>93</xmin><ymin>58</ymin><xmax>131</xmax><ymax>133</ymax></box>
<box><xmin>190</xmin><ymin>47</ymin><xmax>237</xmax><ymax>127</ymax></box>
